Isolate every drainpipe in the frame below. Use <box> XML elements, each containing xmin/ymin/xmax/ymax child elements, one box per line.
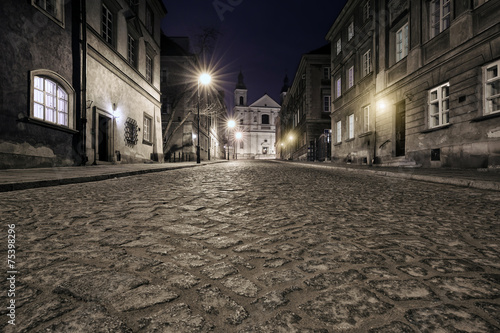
<box><xmin>81</xmin><ymin>0</ymin><xmax>88</xmax><ymax>165</ymax></box>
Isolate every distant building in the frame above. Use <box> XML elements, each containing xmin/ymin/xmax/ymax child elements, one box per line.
<box><xmin>277</xmin><ymin>44</ymin><xmax>332</xmax><ymax>161</ymax></box>
<box><xmin>327</xmin><ymin>0</ymin><xmax>500</xmax><ymax>168</ymax></box>
<box><xmin>0</xmin><ymin>0</ymin><xmax>166</xmax><ymax>169</ymax></box>
<box><xmin>160</xmin><ymin>35</ymin><xmax>226</xmax><ymax>162</ymax></box>
<box><xmin>232</xmin><ymin>72</ymin><xmax>279</xmax><ymax>159</ymax></box>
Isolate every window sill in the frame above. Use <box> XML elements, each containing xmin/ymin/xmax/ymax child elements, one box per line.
<box><xmin>142</xmin><ymin>140</ymin><xmax>153</xmax><ymax>146</ymax></box>
<box><xmin>22</xmin><ymin>117</ymin><xmax>78</xmax><ymax>134</ymax></box>
<box><xmin>358</xmin><ymin>131</ymin><xmax>373</xmax><ymax>138</ymax></box>
<box><xmin>470</xmin><ymin>112</ymin><xmax>500</xmax><ymax>122</ymax></box>
<box><xmin>334</xmin><ymin>142</ymin><xmax>342</xmax><ymax>146</ymax></box>
<box><xmin>346</xmin><ymin>138</ymin><xmax>355</xmax><ymax>142</ymax></box>
<box><xmin>420</xmin><ymin>124</ymin><xmax>452</xmax><ymax>133</ymax></box>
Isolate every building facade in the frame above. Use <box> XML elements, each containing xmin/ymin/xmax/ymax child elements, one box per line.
<box><xmin>0</xmin><ymin>0</ymin><xmax>166</xmax><ymax>169</ymax></box>
<box><xmin>232</xmin><ymin>72</ymin><xmax>279</xmax><ymax>159</ymax></box>
<box><xmin>327</xmin><ymin>0</ymin><xmax>500</xmax><ymax>168</ymax></box>
<box><xmin>277</xmin><ymin>45</ymin><xmax>332</xmax><ymax>161</ymax></box>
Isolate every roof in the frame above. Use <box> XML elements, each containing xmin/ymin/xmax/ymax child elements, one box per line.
<box><xmin>249</xmin><ymin>94</ymin><xmax>280</xmax><ymax>108</ymax></box>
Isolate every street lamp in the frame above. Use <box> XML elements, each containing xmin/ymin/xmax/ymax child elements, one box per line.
<box><xmin>197</xmin><ymin>73</ymin><xmax>212</xmax><ymax>164</ymax></box>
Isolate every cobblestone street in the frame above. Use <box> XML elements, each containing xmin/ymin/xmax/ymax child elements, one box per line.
<box><xmin>1</xmin><ymin>160</ymin><xmax>500</xmax><ymax>332</ymax></box>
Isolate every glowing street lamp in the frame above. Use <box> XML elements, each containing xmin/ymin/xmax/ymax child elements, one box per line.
<box><xmin>197</xmin><ymin>72</ymin><xmax>211</xmax><ymax>164</ymax></box>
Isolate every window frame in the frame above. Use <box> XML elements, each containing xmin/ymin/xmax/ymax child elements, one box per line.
<box><xmin>143</xmin><ymin>114</ymin><xmax>153</xmax><ymax>143</ymax></box>
<box><xmin>32</xmin><ymin>0</ymin><xmax>64</xmax><ymax>27</ymax></box>
<box><xmin>262</xmin><ymin>114</ymin><xmax>270</xmax><ymax>125</ymax></box>
<box><xmin>127</xmin><ymin>34</ymin><xmax>137</xmax><ymax>67</ymax></box>
<box><xmin>336</xmin><ymin>77</ymin><xmax>342</xmax><ymax>99</ymax></box>
<box><xmin>347</xmin><ymin>114</ymin><xmax>355</xmax><ymax>139</ymax></box>
<box><xmin>30</xmin><ymin>70</ymin><xmax>75</xmax><ymax>130</ymax></box>
<box><xmin>146</xmin><ymin>54</ymin><xmax>153</xmax><ymax>83</ymax></box>
<box><xmin>101</xmin><ymin>3</ymin><xmax>114</xmax><ymax>46</ymax></box>
<box><xmin>430</xmin><ymin>0</ymin><xmax>451</xmax><ymax>39</ymax></box>
<box><xmin>429</xmin><ymin>82</ymin><xmax>450</xmax><ymax>128</ymax></box>
<box><xmin>323</xmin><ymin>95</ymin><xmax>331</xmax><ymax>112</ymax></box>
<box><xmin>396</xmin><ymin>22</ymin><xmax>409</xmax><ymax>62</ymax></box>
<box><xmin>145</xmin><ymin>2</ymin><xmax>154</xmax><ymax>35</ymax></box>
<box><xmin>484</xmin><ymin>60</ymin><xmax>500</xmax><ymax>115</ymax></box>
<box><xmin>348</xmin><ymin>21</ymin><xmax>355</xmax><ymax>41</ymax></box>
<box><xmin>363</xmin><ymin>105</ymin><xmax>370</xmax><ymax>133</ymax></box>
<box><xmin>336</xmin><ymin>120</ymin><xmax>342</xmax><ymax>143</ymax></box>
<box><xmin>336</xmin><ymin>38</ymin><xmax>342</xmax><ymax>55</ymax></box>
<box><xmin>363</xmin><ymin>49</ymin><xmax>372</xmax><ymax>77</ymax></box>
<box><xmin>348</xmin><ymin>66</ymin><xmax>354</xmax><ymax>89</ymax></box>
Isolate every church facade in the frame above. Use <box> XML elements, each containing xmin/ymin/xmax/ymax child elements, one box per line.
<box><xmin>232</xmin><ymin>72</ymin><xmax>280</xmax><ymax>159</ymax></box>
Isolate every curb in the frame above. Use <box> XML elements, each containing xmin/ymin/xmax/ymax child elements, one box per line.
<box><xmin>270</xmin><ymin>160</ymin><xmax>500</xmax><ymax>192</ymax></box>
<box><xmin>0</xmin><ymin>161</ymin><xmax>228</xmax><ymax>192</ymax></box>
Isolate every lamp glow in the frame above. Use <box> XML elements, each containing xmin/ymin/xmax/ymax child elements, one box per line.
<box><xmin>199</xmin><ymin>73</ymin><xmax>212</xmax><ymax>85</ymax></box>
<box><xmin>235</xmin><ymin>132</ymin><xmax>243</xmax><ymax>140</ymax></box>
<box><xmin>227</xmin><ymin>120</ymin><xmax>236</xmax><ymax>128</ymax></box>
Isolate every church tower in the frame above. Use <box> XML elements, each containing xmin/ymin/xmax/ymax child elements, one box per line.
<box><xmin>280</xmin><ymin>74</ymin><xmax>289</xmax><ymax>104</ymax></box>
<box><xmin>234</xmin><ymin>71</ymin><xmax>247</xmax><ymax>106</ymax></box>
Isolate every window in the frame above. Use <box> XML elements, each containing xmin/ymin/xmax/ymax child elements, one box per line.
<box><xmin>262</xmin><ymin>114</ymin><xmax>270</xmax><ymax>124</ymax></box>
<box><xmin>33</xmin><ymin>0</ymin><xmax>64</xmax><ymax>25</ymax></box>
<box><xmin>336</xmin><ymin>39</ymin><xmax>342</xmax><ymax>55</ymax></box>
<box><xmin>324</xmin><ymin>96</ymin><xmax>331</xmax><ymax>112</ymax></box>
<box><xmin>363</xmin><ymin>50</ymin><xmax>372</xmax><ymax>77</ymax></box>
<box><xmin>143</xmin><ymin>115</ymin><xmax>152</xmax><ymax>142</ymax></box>
<box><xmin>396</xmin><ymin>23</ymin><xmax>409</xmax><ymax>62</ymax></box>
<box><xmin>129</xmin><ymin>0</ymin><xmax>138</xmax><ymax>12</ymax></box>
<box><xmin>146</xmin><ymin>3</ymin><xmax>154</xmax><ymax>35</ymax></box>
<box><xmin>336</xmin><ymin>78</ymin><xmax>342</xmax><ymax>98</ymax></box>
<box><xmin>127</xmin><ymin>35</ymin><xmax>136</xmax><ymax>67</ymax></box>
<box><xmin>336</xmin><ymin>121</ymin><xmax>342</xmax><ymax>143</ymax></box>
<box><xmin>363</xmin><ymin>105</ymin><xmax>370</xmax><ymax>133</ymax></box>
<box><xmin>33</xmin><ymin>74</ymin><xmax>71</xmax><ymax>127</ymax></box>
<box><xmin>323</xmin><ymin>67</ymin><xmax>331</xmax><ymax>80</ymax></box>
<box><xmin>102</xmin><ymin>4</ymin><xmax>113</xmax><ymax>45</ymax></box>
<box><xmin>430</xmin><ymin>0</ymin><xmax>450</xmax><ymax>39</ymax></box>
<box><xmin>363</xmin><ymin>1</ymin><xmax>371</xmax><ymax>21</ymax></box>
<box><xmin>347</xmin><ymin>114</ymin><xmax>354</xmax><ymax>139</ymax></box>
<box><xmin>146</xmin><ymin>55</ymin><xmax>153</xmax><ymax>83</ymax></box>
<box><xmin>429</xmin><ymin>82</ymin><xmax>450</xmax><ymax>128</ymax></box>
<box><xmin>240</xmin><ymin>119</ymin><xmax>243</xmax><ymax>125</ymax></box>
<box><xmin>348</xmin><ymin>66</ymin><xmax>354</xmax><ymax>89</ymax></box>
<box><xmin>240</xmin><ymin>141</ymin><xmax>244</xmax><ymax>149</ymax></box>
<box><xmin>239</xmin><ymin>96</ymin><xmax>244</xmax><ymax>105</ymax></box>
<box><xmin>348</xmin><ymin>21</ymin><xmax>354</xmax><ymax>41</ymax></box>
<box><xmin>484</xmin><ymin>60</ymin><xmax>500</xmax><ymax>114</ymax></box>
<box><xmin>474</xmin><ymin>0</ymin><xmax>489</xmax><ymax>7</ymax></box>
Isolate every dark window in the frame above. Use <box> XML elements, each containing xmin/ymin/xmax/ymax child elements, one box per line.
<box><xmin>146</xmin><ymin>3</ymin><xmax>154</xmax><ymax>34</ymax></box>
<box><xmin>262</xmin><ymin>114</ymin><xmax>270</xmax><ymax>124</ymax></box>
<box><xmin>239</xmin><ymin>96</ymin><xmax>244</xmax><ymax>105</ymax></box>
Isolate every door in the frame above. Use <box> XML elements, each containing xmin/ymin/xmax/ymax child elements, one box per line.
<box><xmin>395</xmin><ymin>101</ymin><xmax>406</xmax><ymax>157</ymax></box>
<box><xmin>98</xmin><ymin>115</ymin><xmax>110</xmax><ymax>161</ymax></box>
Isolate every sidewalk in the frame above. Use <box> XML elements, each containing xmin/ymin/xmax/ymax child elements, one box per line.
<box><xmin>0</xmin><ymin>160</ymin><xmax>228</xmax><ymax>192</ymax></box>
<box><xmin>272</xmin><ymin>160</ymin><xmax>500</xmax><ymax>192</ymax></box>
<box><xmin>0</xmin><ymin>159</ymin><xmax>499</xmax><ymax>192</ymax></box>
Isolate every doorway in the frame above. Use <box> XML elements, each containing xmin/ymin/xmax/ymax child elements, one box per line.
<box><xmin>395</xmin><ymin>101</ymin><xmax>406</xmax><ymax>157</ymax></box>
<box><xmin>98</xmin><ymin>115</ymin><xmax>110</xmax><ymax>161</ymax></box>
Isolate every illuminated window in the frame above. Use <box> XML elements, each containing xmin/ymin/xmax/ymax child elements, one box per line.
<box><xmin>396</xmin><ymin>23</ymin><xmax>409</xmax><ymax>62</ymax></box>
<box><xmin>336</xmin><ymin>77</ymin><xmax>342</xmax><ymax>98</ymax></box>
<box><xmin>102</xmin><ymin>4</ymin><xmax>113</xmax><ymax>45</ymax></box>
<box><xmin>32</xmin><ymin>72</ymin><xmax>74</xmax><ymax>128</ymax></box>
<box><xmin>143</xmin><ymin>114</ymin><xmax>152</xmax><ymax>142</ymax></box>
<box><xmin>347</xmin><ymin>114</ymin><xmax>354</xmax><ymax>139</ymax></box>
<box><xmin>363</xmin><ymin>105</ymin><xmax>370</xmax><ymax>133</ymax></box>
<box><xmin>336</xmin><ymin>39</ymin><xmax>342</xmax><ymax>55</ymax></box>
<box><xmin>430</xmin><ymin>0</ymin><xmax>450</xmax><ymax>39</ymax></box>
<box><xmin>484</xmin><ymin>60</ymin><xmax>500</xmax><ymax>114</ymax></box>
<box><xmin>363</xmin><ymin>50</ymin><xmax>372</xmax><ymax>76</ymax></box>
<box><xmin>32</xmin><ymin>0</ymin><xmax>64</xmax><ymax>26</ymax></box>
<box><xmin>429</xmin><ymin>82</ymin><xmax>450</xmax><ymax>128</ymax></box>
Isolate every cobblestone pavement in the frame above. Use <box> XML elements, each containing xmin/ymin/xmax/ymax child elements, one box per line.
<box><xmin>1</xmin><ymin>160</ymin><xmax>500</xmax><ymax>332</ymax></box>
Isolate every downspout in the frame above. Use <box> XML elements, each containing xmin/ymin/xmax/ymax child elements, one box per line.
<box><xmin>81</xmin><ymin>0</ymin><xmax>88</xmax><ymax>165</ymax></box>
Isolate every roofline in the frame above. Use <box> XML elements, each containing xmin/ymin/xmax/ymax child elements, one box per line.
<box><xmin>325</xmin><ymin>0</ymin><xmax>353</xmax><ymax>41</ymax></box>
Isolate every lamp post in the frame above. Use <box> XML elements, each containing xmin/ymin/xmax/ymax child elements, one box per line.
<box><xmin>197</xmin><ymin>73</ymin><xmax>211</xmax><ymax>164</ymax></box>
<box><xmin>235</xmin><ymin>131</ymin><xmax>242</xmax><ymax>160</ymax></box>
<box><xmin>227</xmin><ymin>119</ymin><xmax>236</xmax><ymax>160</ymax></box>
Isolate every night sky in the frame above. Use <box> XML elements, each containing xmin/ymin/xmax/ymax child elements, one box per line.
<box><xmin>161</xmin><ymin>0</ymin><xmax>347</xmax><ymax>108</ymax></box>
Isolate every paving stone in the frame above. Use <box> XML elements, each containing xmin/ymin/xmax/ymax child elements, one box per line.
<box><xmin>369</xmin><ymin>279</ymin><xmax>438</xmax><ymax>301</ymax></box>
<box><xmin>422</xmin><ymin>259</ymin><xmax>484</xmax><ymax>274</ymax></box>
<box><xmin>368</xmin><ymin>321</ymin><xmax>416</xmax><ymax>333</ymax></box>
<box><xmin>201</xmin><ymin>262</ymin><xmax>238</xmax><ymax>279</ymax></box>
<box><xmin>205</xmin><ymin>236</ymin><xmax>243</xmax><ymax>249</ymax></box>
<box><xmin>139</xmin><ymin>303</ymin><xmax>213</xmax><ymax>332</ymax></box>
<box><xmin>299</xmin><ymin>286</ymin><xmax>393</xmax><ymax>330</ymax></box>
<box><xmin>428</xmin><ymin>276</ymin><xmax>500</xmax><ymax>300</ymax></box>
<box><xmin>146</xmin><ymin>244</ymin><xmax>177</xmax><ymax>255</ymax></box>
<box><xmin>362</xmin><ymin>267</ymin><xmax>399</xmax><ymax>279</ymax></box>
<box><xmin>256</xmin><ymin>286</ymin><xmax>302</xmax><ymax>311</ymax></box>
<box><xmin>173</xmin><ymin>252</ymin><xmax>210</xmax><ymax>268</ymax></box>
<box><xmin>475</xmin><ymin>302</ymin><xmax>500</xmax><ymax>323</ymax></box>
<box><xmin>151</xmin><ymin>263</ymin><xmax>200</xmax><ymax>289</ymax></box>
<box><xmin>162</xmin><ymin>224</ymin><xmax>206</xmax><ymax>235</ymax></box>
<box><xmin>381</xmin><ymin>249</ymin><xmax>415</xmax><ymax>263</ymax></box>
<box><xmin>304</xmin><ymin>269</ymin><xmax>366</xmax><ymax>290</ymax></box>
<box><xmin>110</xmin><ymin>284</ymin><xmax>179</xmax><ymax>312</ymax></box>
<box><xmin>257</xmin><ymin>269</ymin><xmax>304</xmax><ymax>286</ymax></box>
<box><xmin>406</xmin><ymin>304</ymin><xmax>498</xmax><ymax>332</ymax></box>
<box><xmin>263</xmin><ymin>257</ymin><xmax>291</xmax><ymax>268</ymax></box>
<box><xmin>397</xmin><ymin>265</ymin><xmax>429</xmax><ymax>277</ymax></box>
<box><xmin>334</xmin><ymin>251</ymin><xmax>386</xmax><ymax>265</ymax></box>
<box><xmin>221</xmin><ymin>275</ymin><xmax>259</xmax><ymax>297</ymax></box>
<box><xmin>238</xmin><ymin>310</ymin><xmax>328</xmax><ymax>333</ymax></box>
<box><xmin>197</xmin><ymin>285</ymin><xmax>249</xmax><ymax>325</ymax></box>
